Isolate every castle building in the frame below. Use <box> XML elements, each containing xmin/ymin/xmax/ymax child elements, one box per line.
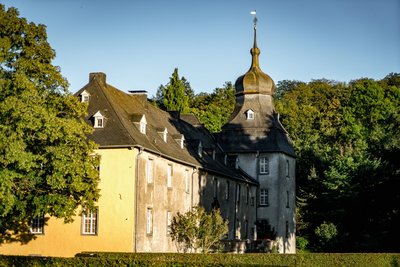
<box><xmin>0</xmin><ymin>24</ymin><xmax>295</xmax><ymax>256</ymax></box>
<box><xmin>216</xmin><ymin>26</ymin><xmax>296</xmax><ymax>253</ymax></box>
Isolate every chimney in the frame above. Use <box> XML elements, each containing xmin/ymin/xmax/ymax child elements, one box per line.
<box><xmin>129</xmin><ymin>90</ymin><xmax>148</xmax><ymax>109</ymax></box>
<box><xmin>89</xmin><ymin>72</ymin><xmax>106</xmax><ymax>85</ymax></box>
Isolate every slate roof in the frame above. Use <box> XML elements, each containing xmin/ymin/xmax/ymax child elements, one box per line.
<box><xmin>75</xmin><ymin>72</ymin><xmax>258</xmax><ymax>185</ymax></box>
<box><xmin>216</xmin><ymin>112</ymin><xmax>296</xmax><ymax>157</ymax></box>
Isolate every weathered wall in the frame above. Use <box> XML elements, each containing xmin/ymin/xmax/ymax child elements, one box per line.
<box><xmin>135</xmin><ymin>151</ymin><xmax>199</xmax><ymax>252</ymax></box>
<box><xmin>200</xmin><ymin>171</ymin><xmax>257</xmax><ymax>241</ymax></box>
<box><xmin>0</xmin><ymin>148</ymin><xmax>137</xmax><ymax>257</ymax></box>
<box><xmin>238</xmin><ymin>152</ymin><xmax>296</xmax><ymax>254</ymax></box>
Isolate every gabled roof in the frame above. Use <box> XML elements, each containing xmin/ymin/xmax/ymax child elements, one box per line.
<box><xmin>75</xmin><ymin>72</ymin><xmax>258</xmax><ymax>185</ymax></box>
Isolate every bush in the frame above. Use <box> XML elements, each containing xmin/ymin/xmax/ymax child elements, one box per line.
<box><xmin>0</xmin><ymin>253</ymin><xmax>399</xmax><ymax>267</ymax></box>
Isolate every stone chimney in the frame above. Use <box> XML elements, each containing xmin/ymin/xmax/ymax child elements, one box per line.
<box><xmin>129</xmin><ymin>90</ymin><xmax>148</xmax><ymax>109</ymax></box>
<box><xmin>89</xmin><ymin>72</ymin><xmax>106</xmax><ymax>85</ymax></box>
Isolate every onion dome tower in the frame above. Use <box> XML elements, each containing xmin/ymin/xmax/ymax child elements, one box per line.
<box><xmin>216</xmin><ymin>13</ymin><xmax>296</xmax><ymax>254</ymax></box>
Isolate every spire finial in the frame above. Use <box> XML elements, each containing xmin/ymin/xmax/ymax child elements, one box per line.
<box><xmin>250</xmin><ymin>10</ymin><xmax>258</xmax><ymax>48</ymax></box>
<box><xmin>250</xmin><ymin>10</ymin><xmax>260</xmax><ymax>68</ymax></box>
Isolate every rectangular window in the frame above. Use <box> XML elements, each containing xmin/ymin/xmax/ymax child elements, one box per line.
<box><xmin>245</xmin><ymin>220</ymin><xmax>249</xmax><ymax>239</ymax></box>
<box><xmin>286</xmin><ymin>159</ymin><xmax>290</xmax><ymax>177</ymax></box>
<box><xmin>147</xmin><ymin>158</ymin><xmax>154</xmax><ymax>184</ymax></box>
<box><xmin>213</xmin><ymin>177</ymin><xmax>218</xmax><ymax>198</ymax></box>
<box><xmin>140</xmin><ymin>121</ymin><xmax>146</xmax><ymax>134</ymax></box>
<box><xmin>246</xmin><ymin>187</ymin><xmax>250</xmax><ymax>205</ymax></box>
<box><xmin>167</xmin><ymin>164</ymin><xmax>173</xmax><ymax>188</ymax></box>
<box><xmin>286</xmin><ymin>191</ymin><xmax>290</xmax><ymax>208</ymax></box>
<box><xmin>146</xmin><ymin>208</ymin><xmax>153</xmax><ymax>235</ymax></box>
<box><xmin>259</xmin><ymin>157</ymin><xmax>269</xmax><ymax>174</ymax></box>
<box><xmin>260</xmin><ymin>188</ymin><xmax>269</xmax><ymax>206</ymax></box>
<box><xmin>167</xmin><ymin>211</ymin><xmax>172</xmax><ymax>235</ymax></box>
<box><xmin>30</xmin><ymin>215</ymin><xmax>44</xmax><ymax>234</ymax></box>
<box><xmin>236</xmin><ymin>184</ymin><xmax>241</xmax><ymax>203</ymax></box>
<box><xmin>225</xmin><ymin>181</ymin><xmax>230</xmax><ymax>200</ymax></box>
<box><xmin>286</xmin><ymin>220</ymin><xmax>289</xmax><ymax>239</ymax></box>
<box><xmin>82</xmin><ymin>209</ymin><xmax>98</xmax><ymax>235</ymax></box>
<box><xmin>185</xmin><ymin>169</ymin><xmax>190</xmax><ymax>193</ymax></box>
<box><xmin>95</xmin><ymin>117</ymin><xmax>103</xmax><ymax>128</ymax></box>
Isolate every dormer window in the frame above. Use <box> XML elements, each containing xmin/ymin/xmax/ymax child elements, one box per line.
<box><xmin>235</xmin><ymin>157</ymin><xmax>239</xmax><ymax>169</ymax></box>
<box><xmin>80</xmin><ymin>90</ymin><xmax>90</xmax><ymax>103</ymax></box>
<box><xmin>131</xmin><ymin>114</ymin><xmax>147</xmax><ymax>134</ymax></box>
<box><xmin>212</xmin><ymin>150</ymin><xmax>216</xmax><ymax>160</ymax></box>
<box><xmin>224</xmin><ymin>154</ymin><xmax>228</xmax><ymax>165</ymax></box>
<box><xmin>246</xmin><ymin>109</ymin><xmax>255</xmax><ymax>120</ymax></box>
<box><xmin>198</xmin><ymin>141</ymin><xmax>203</xmax><ymax>157</ymax></box>
<box><xmin>173</xmin><ymin>134</ymin><xmax>185</xmax><ymax>149</ymax></box>
<box><xmin>93</xmin><ymin>111</ymin><xmax>105</xmax><ymax>128</ymax></box>
<box><xmin>157</xmin><ymin>128</ymin><xmax>168</xmax><ymax>142</ymax></box>
<box><xmin>140</xmin><ymin>121</ymin><xmax>146</xmax><ymax>134</ymax></box>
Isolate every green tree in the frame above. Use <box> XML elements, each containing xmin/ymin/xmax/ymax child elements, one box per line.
<box><xmin>191</xmin><ymin>82</ymin><xmax>235</xmax><ymax>132</ymax></box>
<box><xmin>276</xmin><ymin>75</ymin><xmax>400</xmax><ymax>252</ymax></box>
<box><xmin>0</xmin><ymin>5</ymin><xmax>99</xmax><ymax>243</ymax></box>
<box><xmin>153</xmin><ymin>68</ymin><xmax>190</xmax><ymax>113</ymax></box>
<box><xmin>170</xmin><ymin>206</ymin><xmax>228</xmax><ymax>253</ymax></box>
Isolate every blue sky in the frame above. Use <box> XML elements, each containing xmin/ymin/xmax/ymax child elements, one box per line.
<box><xmin>2</xmin><ymin>0</ymin><xmax>400</xmax><ymax>96</ymax></box>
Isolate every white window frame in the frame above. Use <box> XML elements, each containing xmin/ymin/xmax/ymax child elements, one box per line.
<box><xmin>198</xmin><ymin>142</ymin><xmax>203</xmax><ymax>157</ymax></box>
<box><xmin>163</xmin><ymin>128</ymin><xmax>168</xmax><ymax>142</ymax></box>
<box><xmin>246</xmin><ymin>109</ymin><xmax>254</xmax><ymax>120</ymax></box>
<box><xmin>93</xmin><ymin>111</ymin><xmax>105</xmax><ymax>128</ymax></box>
<box><xmin>140</xmin><ymin>121</ymin><xmax>146</xmax><ymax>134</ymax></box>
<box><xmin>82</xmin><ymin>209</ymin><xmax>98</xmax><ymax>235</ymax></box>
<box><xmin>146</xmin><ymin>208</ymin><xmax>153</xmax><ymax>235</ymax></box>
<box><xmin>166</xmin><ymin>211</ymin><xmax>172</xmax><ymax>235</ymax></box>
<box><xmin>259</xmin><ymin>157</ymin><xmax>269</xmax><ymax>174</ymax></box>
<box><xmin>167</xmin><ymin>164</ymin><xmax>173</xmax><ymax>188</ymax></box>
<box><xmin>260</xmin><ymin>188</ymin><xmax>269</xmax><ymax>206</ymax></box>
<box><xmin>30</xmin><ymin>215</ymin><xmax>44</xmax><ymax>234</ymax></box>
<box><xmin>80</xmin><ymin>90</ymin><xmax>90</xmax><ymax>103</ymax></box>
<box><xmin>147</xmin><ymin>158</ymin><xmax>154</xmax><ymax>184</ymax></box>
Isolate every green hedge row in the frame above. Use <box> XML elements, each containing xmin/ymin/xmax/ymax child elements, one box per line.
<box><xmin>0</xmin><ymin>253</ymin><xmax>399</xmax><ymax>267</ymax></box>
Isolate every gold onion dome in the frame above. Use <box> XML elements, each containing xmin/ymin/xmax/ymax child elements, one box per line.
<box><xmin>235</xmin><ymin>25</ymin><xmax>275</xmax><ymax>96</ymax></box>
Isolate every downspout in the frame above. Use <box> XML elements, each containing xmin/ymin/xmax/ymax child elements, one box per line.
<box><xmin>134</xmin><ymin>146</ymin><xmax>144</xmax><ymax>252</ymax></box>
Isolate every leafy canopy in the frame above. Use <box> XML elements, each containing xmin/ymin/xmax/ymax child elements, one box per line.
<box><xmin>0</xmin><ymin>4</ymin><xmax>99</xmax><ymax>243</ymax></box>
<box><xmin>170</xmin><ymin>206</ymin><xmax>228</xmax><ymax>253</ymax></box>
<box><xmin>276</xmin><ymin>74</ymin><xmax>400</xmax><ymax>252</ymax></box>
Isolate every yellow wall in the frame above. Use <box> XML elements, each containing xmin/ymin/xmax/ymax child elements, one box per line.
<box><xmin>0</xmin><ymin>148</ymin><xmax>137</xmax><ymax>257</ymax></box>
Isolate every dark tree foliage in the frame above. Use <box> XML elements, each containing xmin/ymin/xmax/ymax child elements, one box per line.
<box><xmin>191</xmin><ymin>82</ymin><xmax>235</xmax><ymax>133</ymax></box>
<box><xmin>275</xmin><ymin>74</ymin><xmax>400</xmax><ymax>252</ymax></box>
<box><xmin>152</xmin><ymin>68</ymin><xmax>191</xmax><ymax>113</ymax></box>
<box><xmin>0</xmin><ymin>5</ymin><xmax>99</xmax><ymax>243</ymax></box>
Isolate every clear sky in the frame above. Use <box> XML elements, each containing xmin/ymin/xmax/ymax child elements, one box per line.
<box><xmin>2</xmin><ymin>0</ymin><xmax>400</xmax><ymax>96</ymax></box>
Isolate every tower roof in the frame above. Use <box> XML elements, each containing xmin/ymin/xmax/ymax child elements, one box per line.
<box><xmin>234</xmin><ymin>23</ymin><xmax>275</xmax><ymax>96</ymax></box>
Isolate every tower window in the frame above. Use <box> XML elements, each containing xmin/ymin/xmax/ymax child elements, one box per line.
<box><xmin>259</xmin><ymin>157</ymin><xmax>269</xmax><ymax>174</ymax></box>
<box><xmin>245</xmin><ymin>109</ymin><xmax>255</xmax><ymax>120</ymax></box>
<box><xmin>260</xmin><ymin>188</ymin><xmax>269</xmax><ymax>206</ymax></box>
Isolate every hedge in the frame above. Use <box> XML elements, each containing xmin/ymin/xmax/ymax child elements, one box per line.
<box><xmin>0</xmin><ymin>253</ymin><xmax>399</xmax><ymax>267</ymax></box>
